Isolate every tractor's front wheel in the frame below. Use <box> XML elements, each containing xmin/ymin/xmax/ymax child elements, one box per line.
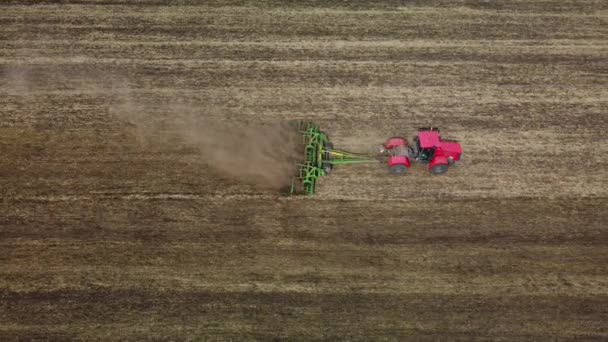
<box><xmin>430</xmin><ymin>163</ymin><xmax>449</xmax><ymax>175</ymax></box>
<box><xmin>389</xmin><ymin>164</ymin><xmax>407</xmax><ymax>175</ymax></box>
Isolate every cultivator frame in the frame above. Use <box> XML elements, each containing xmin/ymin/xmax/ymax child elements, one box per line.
<box><xmin>289</xmin><ymin>121</ymin><xmax>376</xmax><ymax>195</ymax></box>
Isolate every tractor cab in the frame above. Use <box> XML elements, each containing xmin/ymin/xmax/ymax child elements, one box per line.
<box><xmin>413</xmin><ymin>128</ymin><xmax>440</xmax><ymax>161</ymax></box>
<box><xmin>412</xmin><ymin>127</ymin><xmax>462</xmax><ymax>174</ymax></box>
<box><xmin>417</xmin><ymin>145</ymin><xmax>436</xmax><ymax>162</ymax></box>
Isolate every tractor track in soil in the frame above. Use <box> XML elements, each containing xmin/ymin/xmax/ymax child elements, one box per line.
<box><xmin>1</xmin><ymin>1</ymin><xmax>607</xmax><ymax>340</ymax></box>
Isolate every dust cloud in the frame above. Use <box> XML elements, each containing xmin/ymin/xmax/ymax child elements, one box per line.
<box><xmin>2</xmin><ymin>65</ymin><xmax>302</xmax><ymax>191</ymax></box>
<box><xmin>179</xmin><ymin>119</ymin><xmax>301</xmax><ymax>191</ymax></box>
<box><xmin>108</xmin><ymin>82</ymin><xmax>301</xmax><ymax>192</ymax></box>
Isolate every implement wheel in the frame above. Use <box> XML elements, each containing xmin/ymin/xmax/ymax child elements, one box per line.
<box><xmin>323</xmin><ymin>141</ymin><xmax>334</xmax><ymax>175</ymax></box>
<box><xmin>389</xmin><ymin>164</ymin><xmax>407</xmax><ymax>175</ymax></box>
<box><xmin>430</xmin><ymin>163</ymin><xmax>448</xmax><ymax>175</ymax></box>
<box><xmin>322</xmin><ymin>162</ymin><xmax>333</xmax><ymax>175</ymax></box>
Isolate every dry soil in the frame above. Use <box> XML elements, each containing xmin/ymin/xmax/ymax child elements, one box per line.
<box><xmin>1</xmin><ymin>1</ymin><xmax>607</xmax><ymax>340</ymax></box>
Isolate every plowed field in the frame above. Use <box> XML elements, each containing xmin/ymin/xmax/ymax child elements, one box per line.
<box><xmin>1</xmin><ymin>1</ymin><xmax>607</xmax><ymax>340</ymax></box>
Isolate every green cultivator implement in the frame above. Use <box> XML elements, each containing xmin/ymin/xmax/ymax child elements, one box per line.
<box><xmin>289</xmin><ymin>121</ymin><xmax>378</xmax><ymax>195</ymax></box>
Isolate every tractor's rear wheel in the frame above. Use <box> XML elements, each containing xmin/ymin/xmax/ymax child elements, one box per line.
<box><xmin>389</xmin><ymin>164</ymin><xmax>407</xmax><ymax>175</ymax></box>
<box><xmin>430</xmin><ymin>163</ymin><xmax>449</xmax><ymax>175</ymax></box>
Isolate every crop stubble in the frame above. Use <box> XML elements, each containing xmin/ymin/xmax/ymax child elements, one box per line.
<box><xmin>1</xmin><ymin>1</ymin><xmax>607</xmax><ymax>340</ymax></box>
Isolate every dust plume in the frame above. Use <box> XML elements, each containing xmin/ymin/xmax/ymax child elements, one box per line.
<box><xmin>179</xmin><ymin>119</ymin><xmax>301</xmax><ymax>191</ymax></box>
<box><xmin>108</xmin><ymin>83</ymin><xmax>301</xmax><ymax>191</ymax></box>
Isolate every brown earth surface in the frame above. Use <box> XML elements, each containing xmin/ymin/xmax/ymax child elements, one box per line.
<box><xmin>1</xmin><ymin>1</ymin><xmax>607</xmax><ymax>340</ymax></box>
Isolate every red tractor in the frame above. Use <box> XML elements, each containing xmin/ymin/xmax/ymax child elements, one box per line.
<box><xmin>381</xmin><ymin>127</ymin><xmax>462</xmax><ymax>175</ymax></box>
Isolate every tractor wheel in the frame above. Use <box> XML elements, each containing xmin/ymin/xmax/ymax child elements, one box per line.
<box><xmin>430</xmin><ymin>163</ymin><xmax>449</xmax><ymax>175</ymax></box>
<box><xmin>389</xmin><ymin>164</ymin><xmax>407</xmax><ymax>175</ymax></box>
